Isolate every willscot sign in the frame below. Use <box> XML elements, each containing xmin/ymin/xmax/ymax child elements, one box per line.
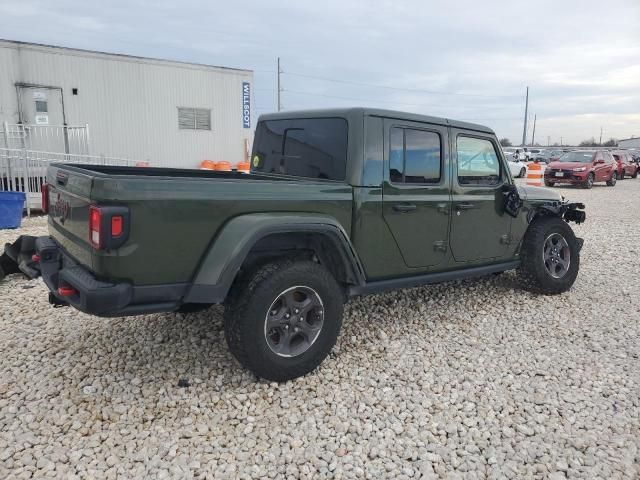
<box><xmin>242</xmin><ymin>82</ymin><xmax>251</xmax><ymax>128</ymax></box>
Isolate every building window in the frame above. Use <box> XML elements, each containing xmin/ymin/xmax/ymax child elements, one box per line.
<box><xmin>35</xmin><ymin>101</ymin><xmax>48</xmax><ymax>113</ymax></box>
<box><xmin>178</xmin><ymin>107</ymin><xmax>211</xmax><ymax>130</ymax></box>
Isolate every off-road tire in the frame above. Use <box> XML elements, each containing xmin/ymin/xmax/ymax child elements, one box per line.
<box><xmin>582</xmin><ymin>173</ymin><xmax>594</xmax><ymax>189</ymax></box>
<box><xmin>606</xmin><ymin>171</ymin><xmax>617</xmax><ymax>186</ymax></box>
<box><xmin>224</xmin><ymin>259</ymin><xmax>344</xmax><ymax>382</ymax></box>
<box><xmin>632</xmin><ymin>169</ymin><xmax>638</xmax><ymax>179</ymax></box>
<box><xmin>517</xmin><ymin>216</ymin><xmax>580</xmax><ymax>295</ymax></box>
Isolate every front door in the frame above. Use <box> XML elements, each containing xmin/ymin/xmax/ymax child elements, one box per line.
<box><xmin>382</xmin><ymin>119</ymin><xmax>451</xmax><ymax>269</ymax></box>
<box><xmin>17</xmin><ymin>86</ymin><xmax>65</xmax><ymax>151</ymax></box>
<box><xmin>449</xmin><ymin>130</ymin><xmax>513</xmax><ymax>263</ymax></box>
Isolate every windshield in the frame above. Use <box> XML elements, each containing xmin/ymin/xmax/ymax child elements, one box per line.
<box><xmin>559</xmin><ymin>151</ymin><xmax>595</xmax><ymax>163</ymax></box>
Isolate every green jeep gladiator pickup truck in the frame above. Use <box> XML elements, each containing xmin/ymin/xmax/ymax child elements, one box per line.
<box><xmin>4</xmin><ymin>108</ymin><xmax>585</xmax><ymax>381</ymax></box>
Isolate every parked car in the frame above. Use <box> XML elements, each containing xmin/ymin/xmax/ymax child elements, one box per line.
<box><xmin>507</xmin><ymin>157</ymin><xmax>527</xmax><ymax>178</ymax></box>
<box><xmin>4</xmin><ymin>108</ymin><xmax>587</xmax><ymax>382</ymax></box>
<box><xmin>549</xmin><ymin>150</ymin><xmax>564</xmax><ymax>162</ymax></box>
<box><xmin>544</xmin><ymin>150</ymin><xmax>617</xmax><ymax>189</ymax></box>
<box><xmin>531</xmin><ymin>151</ymin><xmax>552</xmax><ymax>164</ymax></box>
<box><xmin>612</xmin><ymin>151</ymin><xmax>638</xmax><ymax>179</ymax></box>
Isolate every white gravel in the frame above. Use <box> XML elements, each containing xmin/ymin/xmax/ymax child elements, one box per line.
<box><xmin>1</xmin><ymin>180</ymin><xmax>639</xmax><ymax>479</ymax></box>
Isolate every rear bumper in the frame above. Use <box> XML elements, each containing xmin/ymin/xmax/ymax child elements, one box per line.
<box><xmin>34</xmin><ymin>236</ymin><xmax>184</xmax><ymax>317</ymax></box>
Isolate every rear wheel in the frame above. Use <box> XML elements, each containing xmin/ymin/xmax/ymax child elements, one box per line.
<box><xmin>518</xmin><ymin>216</ymin><xmax>580</xmax><ymax>294</ymax></box>
<box><xmin>632</xmin><ymin>168</ymin><xmax>638</xmax><ymax>179</ymax></box>
<box><xmin>544</xmin><ymin>179</ymin><xmax>554</xmax><ymax>187</ymax></box>
<box><xmin>607</xmin><ymin>171</ymin><xmax>617</xmax><ymax>186</ymax></box>
<box><xmin>224</xmin><ymin>259</ymin><xmax>344</xmax><ymax>382</ymax></box>
<box><xmin>519</xmin><ymin>167</ymin><xmax>526</xmax><ymax>178</ymax></box>
<box><xmin>582</xmin><ymin>173</ymin><xmax>594</xmax><ymax>189</ymax></box>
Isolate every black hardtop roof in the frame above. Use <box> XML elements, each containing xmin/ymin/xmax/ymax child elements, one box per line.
<box><xmin>258</xmin><ymin>107</ymin><xmax>494</xmax><ymax>134</ymax></box>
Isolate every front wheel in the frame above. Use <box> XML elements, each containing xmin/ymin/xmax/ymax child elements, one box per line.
<box><xmin>224</xmin><ymin>259</ymin><xmax>344</xmax><ymax>382</ymax></box>
<box><xmin>607</xmin><ymin>171</ymin><xmax>617</xmax><ymax>186</ymax></box>
<box><xmin>518</xmin><ymin>216</ymin><xmax>580</xmax><ymax>294</ymax></box>
<box><xmin>582</xmin><ymin>173</ymin><xmax>594</xmax><ymax>189</ymax></box>
<box><xmin>632</xmin><ymin>169</ymin><xmax>638</xmax><ymax>179</ymax></box>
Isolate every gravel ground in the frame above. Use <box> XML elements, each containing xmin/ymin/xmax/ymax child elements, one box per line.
<box><xmin>1</xmin><ymin>179</ymin><xmax>639</xmax><ymax>479</ymax></box>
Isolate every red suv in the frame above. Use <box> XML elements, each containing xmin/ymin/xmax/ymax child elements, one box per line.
<box><xmin>544</xmin><ymin>150</ymin><xmax>617</xmax><ymax>189</ymax></box>
<box><xmin>612</xmin><ymin>151</ymin><xmax>638</xmax><ymax>179</ymax></box>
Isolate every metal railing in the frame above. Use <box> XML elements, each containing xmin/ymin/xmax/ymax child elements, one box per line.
<box><xmin>1</xmin><ymin>122</ymin><xmax>90</xmax><ymax>154</ymax></box>
<box><xmin>0</xmin><ymin>148</ymin><xmax>140</xmax><ymax>215</ymax></box>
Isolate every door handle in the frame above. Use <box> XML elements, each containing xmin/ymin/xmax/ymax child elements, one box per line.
<box><xmin>393</xmin><ymin>203</ymin><xmax>417</xmax><ymax>213</ymax></box>
<box><xmin>456</xmin><ymin>202</ymin><xmax>475</xmax><ymax>210</ymax></box>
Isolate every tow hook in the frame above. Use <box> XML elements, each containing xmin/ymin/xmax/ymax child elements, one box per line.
<box><xmin>48</xmin><ymin>292</ymin><xmax>69</xmax><ymax>308</ymax></box>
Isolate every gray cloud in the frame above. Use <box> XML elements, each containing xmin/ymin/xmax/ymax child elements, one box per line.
<box><xmin>1</xmin><ymin>0</ymin><xmax>638</xmax><ymax>144</ymax></box>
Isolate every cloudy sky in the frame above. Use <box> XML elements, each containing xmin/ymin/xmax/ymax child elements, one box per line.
<box><xmin>1</xmin><ymin>0</ymin><xmax>639</xmax><ymax>145</ymax></box>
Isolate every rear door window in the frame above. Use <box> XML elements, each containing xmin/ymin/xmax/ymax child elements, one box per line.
<box><xmin>388</xmin><ymin>127</ymin><xmax>441</xmax><ymax>184</ymax></box>
<box><xmin>252</xmin><ymin>118</ymin><xmax>348</xmax><ymax>181</ymax></box>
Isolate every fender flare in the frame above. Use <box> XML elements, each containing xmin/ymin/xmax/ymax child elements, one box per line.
<box><xmin>184</xmin><ymin>213</ymin><xmax>365</xmax><ymax>304</ymax></box>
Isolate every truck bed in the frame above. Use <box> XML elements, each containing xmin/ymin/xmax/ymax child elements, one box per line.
<box><xmin>46</xmin><ymin>163</ymin><xmax>353</xmax><ymax>287</ymax></box>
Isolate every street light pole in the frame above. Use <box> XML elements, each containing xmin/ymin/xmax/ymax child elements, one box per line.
<box><xmin>521</xmin><ymin>86</ymin><xmax>529</xmax><ymax>146</ymax></box>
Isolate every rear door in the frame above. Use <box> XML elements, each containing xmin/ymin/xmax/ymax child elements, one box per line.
<box><xmin>449</xmin><ymin>130</ymin><xmax>512</xmax><ymax>263</ymax></box>
<box><xmin>18</xmin><ymin>86</ymin><xmax>66</xmax><ymax>151</ymax></box>
<box><xmin>382</xmin><ymin>119</ymin><xmax>451</xmax><ymax>269</ymax></box>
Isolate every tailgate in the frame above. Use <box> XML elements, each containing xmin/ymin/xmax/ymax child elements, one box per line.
<box><xmin>46</xmin><ymin>165</ymin><xmax>95</xmax><ymax>267</ymax></box>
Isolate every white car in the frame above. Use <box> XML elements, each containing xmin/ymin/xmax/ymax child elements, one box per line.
<box><xmin>502</xmin><ymin>148</ymin><xmax>527</xmax><ymax>178</ymax></box>
<box><xmin>507</xmin><ymin>158</ymin><xmax>528</xmax><ymax>178</ymax></box>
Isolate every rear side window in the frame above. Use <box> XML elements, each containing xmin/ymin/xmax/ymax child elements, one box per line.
<box><xmin>389</xmin><ymin>127</ymin><xmax>441</xmax><ymax>184</ymax></box>
<box><xmin>457</xmin><ymin>136</ymin><xmax>501</xmax><ymax>186</ymax></box>
<box><xmin>252</xmin><ymin>118</ymin><xmax>348</xmax><ymax>181</ymax></box>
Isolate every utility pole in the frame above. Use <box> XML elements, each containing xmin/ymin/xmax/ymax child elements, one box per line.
<box><xmin>521</xmin><ymin>86</ymin><xmax>529</xmax><ymax>146</ymax></box>
<box><xmin>531</xmin><ymin>114</ymin><xmax>537</xmax><ymax>146</ymax></box>
<box><xmin>277</xmin><ymin>57</ymin><xmax>282</xmax><ymax>112</ymax></box>
<box><xmin>560</xmin><ymin>136</ymin><xmax>563</xmax><ymax>147</ymax></box>
<box><xmin>547</xmin><ymin>135</ymin><xmax>550</xmax><ymax>147</ymax></box>
<box><xmin>599</xmin><ymin>126</ymin><xmax>603</xmax><ymax>145</ymax></box>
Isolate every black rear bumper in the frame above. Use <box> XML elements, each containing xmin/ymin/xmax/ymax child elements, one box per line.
<box><xmin>29</xmin><ymin>236</ymin><xmax>184</xmax><ymax>317</ymax></box>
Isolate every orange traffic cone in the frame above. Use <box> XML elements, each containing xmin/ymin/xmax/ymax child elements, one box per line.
<box><xmin>526</xmin><ymin>162</ymin><xmax>543</xmax><ymax>186</ymax></box>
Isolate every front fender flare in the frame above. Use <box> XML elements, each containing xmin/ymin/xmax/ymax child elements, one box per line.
<box><xmin>184</xmin><ymin>213</ymin><xmax>365</xmax><ymax>304</ymax></box>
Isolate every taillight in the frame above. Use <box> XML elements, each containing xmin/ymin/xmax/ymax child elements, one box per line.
<box><xmin>88</xmin><ymin>206</ymin><xmax>129</xmax><ymax>250</ymax></box>
<box><xmin>41</xmin><ymin>184</ymin><xmax>50</xmax><ymax>213</ymax></box>
<box><xmin>111</xmin><ymin>215</ymin><xmax>123</xmax><ymax>237</ymax></box>
<box><xmin>89</xmin><ymin>206</ymin><xmax>102</xmax><ymax>249</ymax></box>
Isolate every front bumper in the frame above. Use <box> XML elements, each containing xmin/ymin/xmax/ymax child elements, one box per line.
<box><xmin>544</xmin><ymin>171</ymin><xmax>588</xmax><ymax>183</ymax></box>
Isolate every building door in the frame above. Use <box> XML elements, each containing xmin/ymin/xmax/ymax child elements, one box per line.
<box><xmin>17</xmin><ymin>86</ymin><xmax>66</xmax><ymax>152</ymax></box>
<box><xmin>382</xmin><ymin>119</ymin><xmax>451</xmax><ymax>270</ymax></box>
<box><xmin>449</xmin><ymin>130</ymin><xmax>513</xmax><ymax>263</ymax></box>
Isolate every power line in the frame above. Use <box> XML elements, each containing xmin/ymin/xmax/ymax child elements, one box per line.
<box><xmin>283</xmin><ymin>88</ymin><xmax>520</xmax><ymax>111</ymax></box>
<box><xmin>283</xmin><ymin>71</ymin><xmax>523</xmax><ymax>99</ymax></box>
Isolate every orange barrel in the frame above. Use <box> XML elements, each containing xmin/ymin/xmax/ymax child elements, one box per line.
<box><xmin>526</xmin><ymin>162</ymin><xmax>543</xmax><ymax>186</ymax></box>
<box><xmin>236</xmin><ymin>162</ymin><xmax>250</xmax><ymax>174</ymax></box>
<box><xmin>214</xmin><ymin>161</ymin><xmax>232</xmax><ymax>171</ymax></box>
<box><xmin>200</xmin><ymin>160</ymin><xmax>216</xmax><ymax>170</ymax></box>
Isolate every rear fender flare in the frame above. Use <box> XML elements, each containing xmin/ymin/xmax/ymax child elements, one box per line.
<box><xmin>184</xmin><ymin>213</ymin><xmax>365</xmax><ymax>304</ymax></box>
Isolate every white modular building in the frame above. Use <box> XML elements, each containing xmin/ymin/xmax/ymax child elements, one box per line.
<box><xmin>618</xmin><ymin>137</ymin><xmax>640</xmax><ymax>149</ymax></box>
<box><xmin>0</xmin><ymin>39</ymin><xmax>254</xmax><ymax>167</ymax></box>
